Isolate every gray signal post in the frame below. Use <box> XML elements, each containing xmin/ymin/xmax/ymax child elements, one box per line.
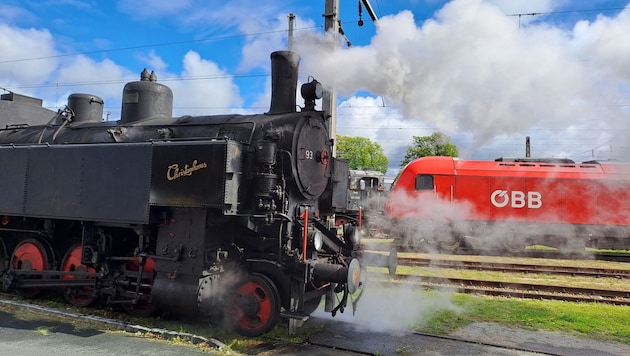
<box><xmin>321</xmin><ymin>0</ymin><xmax>378</xmax><ymax>156</ymax></box>
<box><xmin>323</xmin><ymin>0</ymin><xmax>339</xmax><ymax>156</ymax></box>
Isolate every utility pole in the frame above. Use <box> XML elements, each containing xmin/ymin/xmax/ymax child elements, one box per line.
<box><xmin>323</xmin><ymin>0</ymin><xmax>339</xmax><ymax>156</ymax></box>
<box><xmin>287</xmin><ymin>13</ymin><xmax>295</xmax><ymax>50</ymax></box>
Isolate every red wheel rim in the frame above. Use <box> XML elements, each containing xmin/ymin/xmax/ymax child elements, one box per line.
<box><xmin>61</xmin><ymin>245</ymin><xmax>97</xmax><ymax>307</ymax></box>
<box><xmin>231</xmin><ymin>274</ymin><xmax>280</xmax><ymax>337</ymax></box>
<box><xmin>12</xmin><ymin>240</ymin><xmax>48</xmax><ymax>271</ymax></box>
<box><xmin>126</xmin><ymin>256</ymin><xmax>156</xmax><ymax>274</ymax></box>
<box><xmin>10</xmin><ymin>239</ymin><xmax>50</xmax><ymax>298</ymax></box>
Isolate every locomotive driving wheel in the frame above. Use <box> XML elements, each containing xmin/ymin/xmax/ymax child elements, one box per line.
<box><xmin>122</xmin><ymin>256</ymin><xmax>158</xmax><ymax>317</ymax></box>
<box><xmin>437</xmin><ymin>238</ymin><xmax>460</xmax><ymax>253</ymax></box>
<box><xmin>230</xmin><ymin>273</ymin><xmax>280</xmax><ymax>337</ymax></box>
<box><xmin>10</xmin><ymin>239</ymin><xmax>51</xmax><ymax>298</ymax></box>
<box><xmin>502</xmin><ymin>239</ymin><xmax>526</xmax><ymax>254</ymax></box>
<box><xmin>61</xmin><ymin>245</ymin><xmax>98</xmax><ymax>307</ymax></box>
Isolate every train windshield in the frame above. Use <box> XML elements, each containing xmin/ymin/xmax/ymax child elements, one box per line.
<box><xmin>359</xmin><ymin>177</ymin><xmax>380</xmax><ymax>190</ymax></box>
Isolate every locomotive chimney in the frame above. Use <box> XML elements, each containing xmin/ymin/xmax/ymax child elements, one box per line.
<box><xmin>267</xmin><ymin>51</ymin><xmax>299</xmax><ymax>115</ymax></box>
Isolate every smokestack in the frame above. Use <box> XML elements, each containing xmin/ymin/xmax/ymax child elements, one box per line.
<box><xmin>267</xmin><ymin>51</ymin><xmax>299</xmax><ymax>114</ymax></box>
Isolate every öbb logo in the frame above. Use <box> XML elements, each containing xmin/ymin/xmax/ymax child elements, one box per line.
<box><xmin>490</xmin><ymin>190</ymin><xmax>542</xmax><ymax>209</ymax></box>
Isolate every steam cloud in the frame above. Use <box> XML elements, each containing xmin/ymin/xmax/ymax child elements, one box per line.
<box><xmin>294</xmin><ymin>0</ymin><xmax>630</xmax><ymax>164</ymax></box>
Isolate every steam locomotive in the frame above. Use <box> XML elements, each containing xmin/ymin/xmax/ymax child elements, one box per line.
<box><xmin>324</xmin><ymin>167</ymin><xmax>387</xmax><ymax>237</ymax></box>
<box><xmin>386</xmin><ymin>156</ymin><xmax>630</xmax><ymax>252</ymax></box>
<box><xmin>0</xmin><ymin>50</ymin><xmax>396</xmax><ymax>336</ymax></box>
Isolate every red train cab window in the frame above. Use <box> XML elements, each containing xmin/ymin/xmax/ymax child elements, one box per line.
<box><xmin>415</xmin><ymin>175</ymin><xmax>434</xmax><ymax>190</ymax></box>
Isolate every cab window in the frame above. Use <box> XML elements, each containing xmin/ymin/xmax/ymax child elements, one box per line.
<box><xmin>415</xmin><ymin>175</ymin><xmax>434</xmax><ymax>190</ymax></box>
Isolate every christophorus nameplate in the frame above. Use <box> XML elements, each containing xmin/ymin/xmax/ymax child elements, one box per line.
<box><xmin>149</xmin><ymin>140</ymin><xmax>241</xmax><ymax>212</ymax></box>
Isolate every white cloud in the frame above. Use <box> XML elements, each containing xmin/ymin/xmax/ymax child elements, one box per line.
<box><xmin>0</xmin><ymin>24</ymin><xmax>58</xmax><ymax>88</ymax></box>
<box><xmin>135</xmin><ymin>50</ymin><xmax>168</xmax><ymax>73</ymax></box>
<box><xmin>237</xmin><ymin>13</ymin><xmax>315</xmax><ymax>72</ymax></box>
<box><xmin>0</xmin><ymin>4</ymin><xmax>37</xmax><ymax>24</ymax></box>
<box><xmin>486</xmin><ymin>0</ymin><xmax>560</xmax><ymax>15</ymax></box>
<box><xmin>51</xmin><ymin>55</ymin><xmax>136</xmax><ymax>115</ymax></box>
<box><xmin>168</xmin><ymin>50</ymin><xmax>243</xmax><ymax>116</ymax></box>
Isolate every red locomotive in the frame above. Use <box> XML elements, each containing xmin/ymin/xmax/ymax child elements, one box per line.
<box><xmin>386</xmin><ymin>156</ymin><xmax>630</xmax><ymax>252</ymax></box>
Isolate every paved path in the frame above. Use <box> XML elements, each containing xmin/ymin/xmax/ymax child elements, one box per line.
<box><xmin>0</xmin><ymin>309</ymin><xmax>208</xmax><ymax>355</ymax></box>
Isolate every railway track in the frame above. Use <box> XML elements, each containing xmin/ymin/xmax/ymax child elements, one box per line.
<box><xmin>369</xmin><ymin>252</ymin><xmax>630</xmax><ymax>306</ymax></box>
<box><xmin>364</xmin><ymin>240</ymin><xmax>630</xmax><ymax>263</ymax></box>
<box><xmin>370</xmin><ymin>274</ymin><xmax>630</xmax><ymax>306</ymax></box>
<box><xmin>397</xmin><ymin>257</ymin><xmax>630</xmax><ymax>278</ymax></box>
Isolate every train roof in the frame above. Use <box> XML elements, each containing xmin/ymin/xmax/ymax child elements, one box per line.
<box><xmin>348</xmin><ymin>169</ymin><xmax>385</xmax><ymax>178</ymax></box>
<box><xmin>494</xmin><ymin>157</ymin><xmax>575</xmax><ymax>164</ymax></box>
<box><xmin>403</xmin><ymin>156</ymin><xmax>630</xmax><ymax>177</ymax></box>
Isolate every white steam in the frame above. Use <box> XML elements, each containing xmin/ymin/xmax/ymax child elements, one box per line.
<box><xmin>313</xmin><ymin>281</ymin><xmax>462</xmax><ymax>334</ymax></box>
<box><xmin>294</xmin><ymin>0</ymin><xmax>630</xmax><ymax>162</ymax></box>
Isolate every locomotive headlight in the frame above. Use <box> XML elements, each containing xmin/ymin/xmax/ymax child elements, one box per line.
<box><xmin>301</xmin><ymin>79</ymin><xmax>323</xmax><ymax>101</ymax></box>
<box><xmin>313</xmin><ymin>230</ymin><xmax>324</xmax><ymax>251</ymax></box>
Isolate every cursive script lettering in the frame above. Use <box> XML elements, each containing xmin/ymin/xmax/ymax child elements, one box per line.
<box><xmin>166</xmin><ymin>160</ymin><xmax>208</xmax><ymax>181</ymax></box>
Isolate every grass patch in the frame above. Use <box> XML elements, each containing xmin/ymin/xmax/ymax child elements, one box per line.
<box><xmin>415</xmin><ymin>293</ymin><xmax>630</xmax><ymax>344</ymax></box>
<box><xmin>390</xmin><ymin>262</ymin><xmax>630</xmax><ymax>291</ymax></box>
<box><xmin>35</xmin><ymin>326</ymin><xmax>52</xmax><ymax>336</ymax></box>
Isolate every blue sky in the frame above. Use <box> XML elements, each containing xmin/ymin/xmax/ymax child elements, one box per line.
<box><xmin>1</xmin><ymin>0</ymin><xmax>630</xmax><ymax>175</ymax></box>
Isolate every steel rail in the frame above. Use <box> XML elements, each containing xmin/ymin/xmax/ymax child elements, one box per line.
<box><xmin>370</xmin><ymin>274</ymin><xmax>630</xmax><ymax>306</ymax></box>
<box><xmin>397</xmin><ymin>257</ymin><xmax>630</xmax><ymax>278</ymax></box>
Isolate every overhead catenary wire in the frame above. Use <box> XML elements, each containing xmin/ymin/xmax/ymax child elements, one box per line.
<box><xmin>0</xmin><ymin>27</ymin><xmax>319</xmax><ymax>65</ymax></box>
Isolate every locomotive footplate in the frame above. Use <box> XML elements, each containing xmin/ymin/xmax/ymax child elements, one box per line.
<box><xmin>3</xmin><ymin>269</ymin><xmax>100</xmax><ymax>290</ymax></box>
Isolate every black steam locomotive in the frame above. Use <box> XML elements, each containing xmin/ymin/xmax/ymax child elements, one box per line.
<box><xmin>0</xmin><ymin>51</ymin><xmax>395</xmax><ymax>336</ymax></box>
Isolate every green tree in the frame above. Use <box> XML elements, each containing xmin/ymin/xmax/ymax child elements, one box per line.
<box><xmin>336</xmin><ymin>135</ymin><xmax>388</xmax><ymax>174</ymax></box>
<box><xmin>400</xmin><ymin>132</ymin><xmax>458</xmax><ymax>167</ymax></box>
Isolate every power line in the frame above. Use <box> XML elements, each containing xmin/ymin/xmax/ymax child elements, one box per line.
<box><xmin>0</xmin><ymin>27</ymin><xmax>317</xmax><ymax>65</ymax></box>
<box><xmin>567</xmin><ymin>139</ymin><xmax>614</xmax><ymax>159</ymax></box>
<box><xmin>6</xmin><ymin>73</ymin><xmax>269</xmax><ymax>90</ymax></box>
<box><xmin>506</xmin><ymin>7</ymin><xmax>627</xmax><ymax>18</ymax></box>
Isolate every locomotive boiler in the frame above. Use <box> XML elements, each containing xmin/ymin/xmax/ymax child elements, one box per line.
<box><xmin>0</xmin><ymin>50</ymin><xmax>394</xmax><ymax>336</ymax></box>
<box><xmin>386</xmin><ymin>156</ymin><xmax>630</xmax><ymax>253</ymax></box>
